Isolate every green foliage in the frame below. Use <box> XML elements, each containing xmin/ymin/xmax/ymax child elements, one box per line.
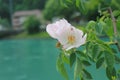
<box><xmin>96</xmin><ymin>57</ymin><xmax>104</xmax><ymax>69</ymax></box>
<box><xmin>14</xmin><ymin>0</ymin><xmax>47</xmax><ymax>11</ymax></box>
<box><xmin>56</xmin><ymin>12</ymin><xmax>120</xmax><ymax>80</ymax></box>
<box><xmin>104</xmin><ymin>51</ymin><xmax>115</xmax><ymax>69</ymax></box>
<box><xmin>106</xmin><ymin>67</ymin><xmax>116</xmax><ymax>80</ymax></box>
<box><xmin>76</xmin><ymin>0</ymin><xmax>87</xmax><ymax>14</ymax></box>
<box><xmin>70</xmin><ymin>52</ymin><xmax>76</xmax><ymax>68</ymax></box>
<box><xmin>43</xmin><ymin>0</ymin><xmax>76</xmax><ymax>20</ymax></box>
<box><xmin>23</xmin><ymin>16</ymin><xmax>40</xmax><ymax>34</ymax></box>
<box><xmin>10</xmin><ymin>32</ymin><xmax>50</xmax><ymax>39</ymax></box>
<box><xmin>82</xmin><ymin>60</ymin><xmax>91</xmax><ymax>67</ymax></box>
<box><xmin>56</xmin><ymin>53</ymin><xmax>69</xmax><ymax>80</ymax></box>
<box><xmin>82</xmin><ymin>69</ymin><xmax>93</xmax><ymax>79</ymax></box>
<box><xmin>50</xmin><ymin>0</ymin><xmax>120</xmax><ymax>80</ymax></box>
<box><xmin>74</xmin><ymin>58</ymin><xmax>82</xmax><ymax>80</ymax></box>
<box><xmin>0</xmin><ymin>18</ymin><xmax>10</xmax><ymax>28</ymax></box>
<box><xmin>0</xmin><ymin>0</ymin><xmax>10</xmax><ymax>21</ymax></box>
<box><xmin>0</xmin><ymin>0</ymin><xmax>47</xmax><ymax>25</ymax></box>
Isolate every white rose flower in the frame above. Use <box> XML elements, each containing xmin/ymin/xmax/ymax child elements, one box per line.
<box><xmin>46</xmin><ymin>19</ymin><xmax>87</xmax><ymax>51</ymax></box>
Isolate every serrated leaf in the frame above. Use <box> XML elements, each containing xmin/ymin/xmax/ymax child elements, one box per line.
<box><xmin>115</xmin><ymin>55</ymin><xmax>120</xmax><ymax>64</ymax></box>
<box><xmin>97</xmin><ymin>51</ymin><xmax>103</xmax><ymax>59</ymax></box>
<box><xmin>92</xmin><ymin>44</ymin><xmax>100</xmax><ymax>60</ymax></box>
<box><xmin>74</xmin><ymin>58</ymin><xmax>82</xmax><ymax>80</ymax></box>
<box><xmin>83</xmin><ymin>69</ymin><xmax>93</xmax><ymax>79</ymax></box>
<box><xmin>106</xmin><ymin>67</ymin><xmax>116</xmax><ymax>80</ymax></box>
<box><xmin>104</xmin><ymin>18</ymin><xmax>114</xmax><ymax>37</ymax></box>
<box><xmin>75</xmin><ymin>50</ymin><xmax>88</xmax><ymax>60</ymax></box>
<box><xmin>106</xmin><ymin>67</ymin><xmax>111</xmax><ymax>80</ymax></box>
<box><xmin>82</xmin><ymin>60</ymin><xmax>91</xmax><ymax>66</ymax></box>
<box><xmin>56</xmin><ymin>54</ymin><xmax>69</xmax><ymax>80</ymax></box>
<box><xmin>70</xmin><ymin>53</ymin><xmax>76</xmax><ymax>68</ymax></box>
<box><xmin>104</xmin><ymin>51</ymin><xmax>115</xmax><ymax>69</ymax></box>
<box><xmin>96</xmin><ymin>22</ymin><xmax>103</xmax><ymax>35</ymax></box>
<box><xmin>96</xmin><ymin>57</ymin><xmax>104</xmax><ymax>69</ymax></box>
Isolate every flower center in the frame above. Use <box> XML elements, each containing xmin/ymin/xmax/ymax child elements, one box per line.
<box><xmin>68</xmin><ymin>35</ymin><xmax>75</xmax><ymax>44</ymax></box>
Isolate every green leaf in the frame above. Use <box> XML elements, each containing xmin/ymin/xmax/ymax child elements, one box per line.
<box><xmin>76</xmin><ymin>0</ymin><xmax>81</xmax><ymax>10</ymax></box>
<box><xmin>83</xmin><ymin>69</ymin><xmax>93</xmax><ymax>79</ymax></box>
<box><xmin>106</xmin><ymin>67</ymin><xmax>116</xmax><ymax>80</ymax></box>
<box><xmin>86</xmin><ymin>21</ymin><xmax>96</xmax><ymax>30</ymax></box>
<box><xmin>96</xmin><ymin>22</ymin><xmax>103</xmax><ymax>35</ymax></box>
<box><xmin>97</xmin><ymin>51</ymin><xmax>104</xmax><ymax>59</ymax></box>
<box><xmin>104</xmin><ymin>18</ymin><xmax>114</xmax><ymax>37</ymax></box>
<box><xmin>74</xmin><ymin>58</ymin><xmax>82</xmax><ymax>80</ymax></box>
<box><xmin>76</xmin><ymin>0</ymin><xmax>87</xmax><ymax>14</ymax></box>
<box><xmin>60</xmin><ymin>0</ymin><xmax>69</xmax><ymax>8</ymax></box>
<box><xmin>104</xmin><ymin>0</ymin><xmax>112</xmax><ymax>5</ymax></box>
<box><xmin>56</xmin><ymin>54</ymin><xmax>69</xmax><ymax>80</ymax></box>
<box><xmin>115</xmin><ymin>55</ymin><xmax>120</xmax><ymax>64</ymax></box>
<box><xmin>92</xmin><ymin>44</ymin><xmax>100</xmax><ymax>61</ymax></box>
<box><xmin>66</xmin><ymin>0</ymin><xmax>73</xmax><ymax>3</ymax></box>
<box><xmin>96</xmin><ymin>57</ymin><xmax>104</xmax><ymax>69</ymax></box>
<box><xmin>113</xmin><ymin>10</ymin><xmax>120</xmax><ymax>17</ymax></box>
<box><xmin>70</xmin><ymin>53</ymin><xmax>76</xmax><ymax>68</ymax></box>
<box><xmin>111</xmin><ymin>48</ymin><xmax>117</xmax><ymax>54</ymax></box>
<box><xmin>75</xmin><ymin>50</ymin><xmax>88</xmax><ymax>60</ymax></box>
<box><xmin>82</xmin><ymin>60</ymin><xmax>91</xmax><ymax>66</ymax></box>
<box><xmin>97</xmin><ymin>39</ymin><xmax>113</xmax><ymax>54</ymax></box>
<box><xmin>62</xmin><ymin>53</ymin><xmax>69</xmax><ymax>64</ymax></box>
<box><xmin>104</xmin><ymin>51</ymin><xmax>115</xmax><ymax>69</ymax></box>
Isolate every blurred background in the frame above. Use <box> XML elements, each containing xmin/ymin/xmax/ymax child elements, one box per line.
<box><xmin>0</xmin><ymin>0</ymin><xmax>120</xmax><ymax>80</ymax></box>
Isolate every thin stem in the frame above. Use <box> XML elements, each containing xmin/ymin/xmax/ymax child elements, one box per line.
<box><xmin>106</xmin><ymin>42</ymin><xmax>117</xmax><ymax>45</ymax></box>
<box><xmin>108</xmin><ymin>7</ymin><xmax>117</xmax><ymax>36</ymax></box>
<box><xmin>108</xmin><ymin>7</ymin><xmax>120</xmax><ymax>51</ymax></box>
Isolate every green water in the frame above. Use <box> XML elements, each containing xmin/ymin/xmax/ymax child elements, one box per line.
<box><xmin>0</xmin><ymin>39</ymin><xmax>119</xmax><ymax>80</ymax></box>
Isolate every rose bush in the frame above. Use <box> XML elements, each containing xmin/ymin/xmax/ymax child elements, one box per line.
<box><xmin>46</xmin><ymin>0</ymin><xmax>120</xmax><ymax>79</ymax></box>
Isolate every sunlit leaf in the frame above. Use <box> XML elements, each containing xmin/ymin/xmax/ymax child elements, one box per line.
<box><xmin>104</xmin><ymin>18</ymin><xmax>114</xmax><ymax>37</ymax></box>
<box><xmin>86</xmin><ymin>21</ymin><xmax>96</xmax><ymax>30</ymax></box>
<box><xmin>116</xmin><ymin>19</ymin><xmax>120</xmax><ymax>35</ymax></box>
<box><xmin>113</xmin><ymin>10</ymin><xmax>120</xmax><ymax>17</ymax></box>
<box><xmin>74</xmin><ymin>58</ymin><xmax>82</xmax><ymax>80</ymax></box>
<box><xmin>60</xmin><ymin>0</ymin><xmax>69</xmax><ymax>8</ymax></box>
<box><xmin>96</xmin><ymin>22</ymin><xmax>103</xmax><ymax>35</ymax></box>
<box><xmin>76</xmin><ymin>0</ymin><xmax>80</xmax><ymax>8</ymax></box>
<box><xmin>62</xmin><ymin>53</ymin><xmax>69</xmax><ymax>64</ymax></box>
<box><xmin>76</xmin><ymin>0</ymin><xmax>87</xmax><ymax>14</ymax></box>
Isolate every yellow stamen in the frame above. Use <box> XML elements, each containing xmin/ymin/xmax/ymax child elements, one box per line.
<box><xmin>68</xmin><ymin>35</ymin><xmax>75</xmax><ymax>44</ymax></box>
